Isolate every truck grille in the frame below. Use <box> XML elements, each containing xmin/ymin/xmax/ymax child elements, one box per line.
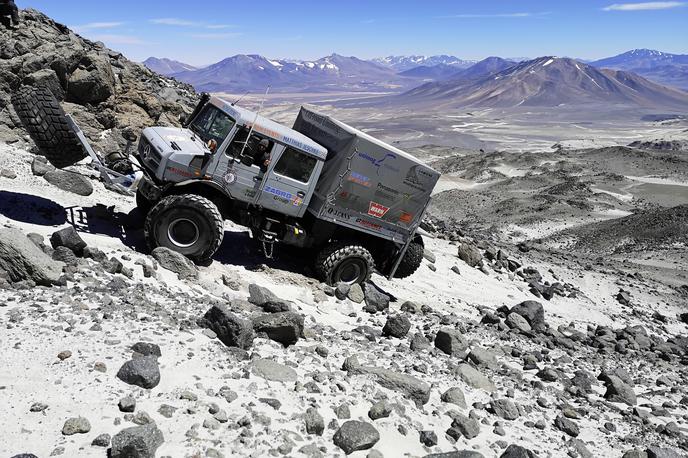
<box><xmin>139</xmin><ymin>137</ymin><xmax>162</xmax><ymax>169</ymax></box>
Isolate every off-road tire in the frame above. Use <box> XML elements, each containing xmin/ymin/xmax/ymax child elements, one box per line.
<box><xmin>144</xmin><ymin>194</ymin><xmax>224</xmax><ymax>263</ymax></box>
<box><xmin>315</xmin><ymin>241</ymin><xmax>375</xmax><ymax>286</ymax></box>
<box><xmin>135</xmin><ymin>189</ymin><xmax>153</xmax><ymax>214</ymax></box>
<box><xmin>393</xmin><ymin>242</ymin><xmax>424</xmax><ymax>279</ymax></box>
<box><xmin>12</xmin><ymin>85</ymin><xmax>86</xmax><ymax>168</ymax></box>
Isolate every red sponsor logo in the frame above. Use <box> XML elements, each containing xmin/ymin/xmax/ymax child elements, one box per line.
<box><xmin>399</xmin><ymin>212</ymin><xmax>413</xmax><ymax>224</ymax></box>
<box><xmin>368</xmin><ymin>201</ymin><xmax>389</xmax><ymax>218</ymax></box>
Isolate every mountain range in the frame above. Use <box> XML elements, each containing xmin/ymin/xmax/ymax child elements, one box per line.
<box><xmin>142</xmin><ymin>49</ymin><xmax>688</xmax><ymax>108</ymax></box>
<box><xmin>402</xmin><ymin>56</ymin><xmax>688</xmax><ymax>109</ymax></box>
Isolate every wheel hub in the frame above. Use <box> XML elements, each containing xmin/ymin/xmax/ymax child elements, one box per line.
<box><xmin>167</xmin><ymin>218</ymin><xmax>200</xmax><ymax>248</ymax></box>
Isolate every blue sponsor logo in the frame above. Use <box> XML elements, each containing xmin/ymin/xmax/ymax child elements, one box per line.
<box><xmin>357</xmin><ymin>152</ymin><xmax>400</xmax><ymax>176</ymax></box>
<box><xmin>265</xmin><ymin>185</ymin><xmax>293</xmax><ymax>200</ymax></box>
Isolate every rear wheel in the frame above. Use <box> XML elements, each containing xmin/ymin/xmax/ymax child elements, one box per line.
<box><xmin>315</xmin><ymin>241</ymin><xmax>375</xmax><ymax>286</ymax></box>
<box><xmin>393</xmin><ymin>241</ymin><xmax>424</xmax><ymax>279</ymax></box>
<box><xmin>12</xmin><ymin>85</ymin><xmax>86</xmax><ymax>168</ymax></box>
<box><xmin>144</xmin><ymin>194</ymin><xmax>224</xmax><ymax>262</ymax></box>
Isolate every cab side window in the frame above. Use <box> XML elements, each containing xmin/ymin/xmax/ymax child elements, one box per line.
<box><xmin>273</xmin><ymin>148</ymin><xmax>318</xmax><ymax>183</ymax></box>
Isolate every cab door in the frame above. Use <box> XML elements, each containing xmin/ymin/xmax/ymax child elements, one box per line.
<box><xmin>213</xmin><ymin>128</ymin><xmax>267</xmax><ymax>204</ymax></box>
<box><xmin>256</xmin><ymin>146</ymin><xmax>322</xmax><ymax>217</ymax></box>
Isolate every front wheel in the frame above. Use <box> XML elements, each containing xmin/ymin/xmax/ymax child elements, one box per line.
<box><xmin>144</xmin><ymin>194</ymin><xmax>224</xmax><ymax>262</ymax></box>
<box><xmin>315</xmin><ymin>241</ymin><xmax>375</xmax><ymax>286</ymax></box>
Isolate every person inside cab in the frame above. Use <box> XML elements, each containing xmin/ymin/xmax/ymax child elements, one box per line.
<box><xmin>254</xmin><ymin>139</ymin><xmax>271</xmax><ymax>172</ymax></box>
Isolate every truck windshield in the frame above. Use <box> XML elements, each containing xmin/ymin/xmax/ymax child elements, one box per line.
<box><xmin>189</xmin><ymin>105</ymin><xmax>235</xmax><ymax>145</ymax></box>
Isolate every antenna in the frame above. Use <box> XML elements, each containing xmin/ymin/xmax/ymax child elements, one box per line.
<box><xmin>231</xmin><ymin>91</ymin><xmax>250</xmax><ymax>106</ymax></box>
<box><xmin>237</xmin><ymin>85</ymin><xmax>271</xmax><ymax>159</ymax></box>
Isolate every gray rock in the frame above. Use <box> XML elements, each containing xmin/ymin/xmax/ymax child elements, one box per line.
<box><xmin>346</xmin><ymin>362</ymin><xmax>431</xmax><ymax>407</ymax></box>
<box><xmin>151</xmin><ymin>247</ymin><xmax>198</xmax><ymax>280</ymax></box>
<box><xmin>368</xmin><ymin>400</ymin><xmax>393</xmax><ymax>420</ymax></box>
<box><xmin>1</xmin><ymin>168</ymin><xmax>17</xmax><ymax>179</ymax></box>
<box><xmin>554</xmin><ymin>415</ymin><xmax>580</xmax><ymax>437</ymax></box>
<box><xmin>454</xmin><ymin>364</ymin><xmax>496</xmax><ymax>392</ymax></box>
<box><xmin>410</xmin><ymin>333</ymin><xmax>431</xmax><ymax>351</ymax></box>
<box><xmin>363</xmin><ymin>283</ymin><xmax>390</xmax><ymax>313</ymax></box>
<box><xmin>198</xmin><ymin>304</ymin><xmax>254</xmax><ymax>349</ymax></box>
<box><xmin>450</xmin><ymin>412</ymin><xmax>480</xmax><ymax>439</ymax></box>
<box><xmin>333</xmin><ymin>420</ymin><xmax>380</xmax><ymax>454</ymax></box>
<box><xmin>335</xmin><ymin>282</ymin><xmax>351</xmax><ymax>300</ymax></box>
<box><xmin>50</xmin><ymin>226</ymin><xmax>87</xmax><ymax>256</ymax></box>
<box><xmin>0</xmin><ymin>228</ymin><xmax>63</xmax><ymax>285</ymax></box>
<box><xmin>248</xmin><ymin>283</ymin><xmax>291</xmax><ymax>312</ymax></box>
<box><xmin>52</xmin><ymin>246</ymin><xmax>78</xmax><ymax>266</ymax></box>
<box><xmin>419</xmin><ymin>430</ymin><xmax>438</xmax><ymax>447</ymax></box>
<box><xmin>251</xmin><ymin>358</ymin><xmax>297</xmax><ymax>383</ymax></box>
<box><xmin>425</xmin><ymin>453</ymin><xmax>485</xmax><ymax>458</ymax></box>
<box><xmin>622</xmin><ymin>451</ymin><xmax>648</xmax><ymax>458</ymax></box>
<box><xmin>31</xmin><ymin>156</ymin><xmax>55</xmax><ymax>176</ymax></box>
<box><xmin>304</xmin><ymin>407</ymin><xmax>325</xmax><ymax>436</ymax></box>
<box><xmin>110</xmin><ymin>423</ymin><xmax>164</xmax><ymax>458</ymax></box>
<box><xmin>467</xmin><ymin>347</ymin><xmax>498</xmax><ymax>369</ymax></box>
<box><xmin>116</xmin><ymin>356</ymin><xmax>160</xmax><ymax>389</ymax></box>
<box><xmin>458</xmin><ymin>243</ymin><xmax>482</xmax><ymax>267</ymax></box>
<box><xmin>510</xmin><ymin>301</ymin><xmax>545</xmax><ymax>330</ymax></box>
<box><xmin>500</xmin><ymin>444</ymin><xmax>537</xmax><ymax>457</ymax></box>
<box><xmin>382</xmin><ymin>314</ymin><xmax>411</xmax><ymax>338</ymax></box>
<box><xmin>423</xmin><ymin>249</ymin><xmax>436</xmax><ymax>263</ymax></box>
<box><xmin>67</xmin><ymin>53</ymin><xmax>116</xmax><ymax>104</ymax></box>
<box><xmin>441</xmin><ymin>387</ymin><xmax>466</xmax><ymax>408</ymax></box>
<box><xmin>505</xmin><ymin>312</ymin><xmax>532</xmax><ymax>333</ymax></box>
<box><xmin>646</xmin><ymin>446</ymin><xmax>683</xmax><ymax>458</ymax></box>
<box><xmin>252</xmin><ymin>311</ymin><xmax>304</xmax><ymax>346</ymax></box>
<box><xmin>604</xmin><ymin>375</ymin><xmax>637</xmax><ymax>405</ymax></box>
<box><xmin>131</xmin><ymin>342</ymin><xmax>161</xmax><ymax>358</ymax></box>
<box><xmin>348</xmin><ymin>283</ymin><xmax>365</xmax><ymax>303</ymax></box>
<box><xmin>91</xmin><ymin>433</ymin><xmax>111</xmax><ymax>447</ymax></box>
<box><xmin>44</xmin><ymin>170</ymin><xmax>93</xmax><ymax>196</ymax></box>
<box><xmin>434</xmin><ymin>328</ymin><xmax>468</xmax><ymax>356</ymax></box>
<box><xmin>118</xmin><ymin>396</ymin><xmax>136</xmax><ymax>413</ymax></box>
<box><xmin>62</xmin><ymin>417</ymin><xmax>91</xmax><ymax>435</ymax></box>
<box><xmin>491</xmin><ymin>399</ymin><xmax>520</xmax><ymax>420</ymax></box>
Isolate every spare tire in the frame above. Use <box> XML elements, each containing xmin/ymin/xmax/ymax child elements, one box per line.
<box><xmin>12</xmin><ymin>85</ymin><xmax>86</xmax><ymax>168</ymax></box>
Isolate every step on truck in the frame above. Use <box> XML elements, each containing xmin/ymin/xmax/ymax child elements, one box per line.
<box><xmin>13</xmin><ymin>87</ymin><xmax>440</xmax><ymax>285</ymax></box>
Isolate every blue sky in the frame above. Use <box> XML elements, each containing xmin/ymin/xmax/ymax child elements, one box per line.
<box><xmin>15</xmin><ymin>0</ymin><xmax>688</xmax><ymax>66</ymax></box>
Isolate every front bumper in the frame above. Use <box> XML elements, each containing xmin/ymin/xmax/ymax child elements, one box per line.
<box><xmin>138</xmin><ymin>174</ymin><xmax>163</xmax><ymax>201</ymax></box>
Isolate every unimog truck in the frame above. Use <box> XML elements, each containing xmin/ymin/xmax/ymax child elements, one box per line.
<box><xmin>13</xmin><ymin>87</ymin><xmax>440</xmax><ymax>285</ymax></box>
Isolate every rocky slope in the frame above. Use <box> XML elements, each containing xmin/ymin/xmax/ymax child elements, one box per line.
<box><xmin>0</xmin><ymin>9</ymin><xmax>197</xmax><ymax>155</ymax></box>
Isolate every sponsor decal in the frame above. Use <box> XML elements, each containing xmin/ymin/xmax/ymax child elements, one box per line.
<box><xmin>338</xmin><ymin>191</ymin><xmax>361</xmax><ymax>205</ymax></box>
<box><xmin>223</xmin><ymin>172</ymin><xmax>236</xmax><ymax>184</ymax></box>
<box><xmin>357</xmin><ymin>152</ymin><xmax>400</xmax><ymax>176</ymax></box>
<box><xmin>347</xmin><ymin>171</ymin><xmax>371</xmax><ymax>187</ymax></box>
<box><xmin>403</xmin><ymin>165</ymin><xmax>435</xmax><ymax>191</ymax></box>
<box><xmin>166</xmin><ymin>166</ymin><xmax>195</xmax><ymax>178</ymax></box>
<box><xmin>374</xmin><ymin>182</ymin><xmax>400</xmax><ymax>200</ymax></box>
<box><xmin>355</xmin><ymin>217</ymin><xmax>382</xmax><ymax>231</ymax></box>
<box><xmin>326</xmin><ymin>207</ymin><xmax>353</xmax><ymax>220</ymax></box>
<box><xmin>264</xmin><ymin>185</ymin><xmax>293</xmax><ymax>200</ymax></box>
<box><xmin>368</xmin><ymin>201</ymin><xmax>390</xmax><ymax>218</ymax></box>
<box><xmin>291</xmin><ymin>196</ymin><xmax>303</xmax><ymax>207</ymax></box>
<box><xmin>399</xmin><ymin>212</ymin><xmax>413</xmax><ymax>224</ymax></box>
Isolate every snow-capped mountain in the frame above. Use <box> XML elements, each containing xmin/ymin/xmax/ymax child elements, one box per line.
<box><xmin>171</xmin><ymin>54</ymin><xmax>407</xmax><ymax>93</ymax></box>
<box><xmin>143</xmin><ymin>57</ymin><xmax>197</xmax><ymax>76</ymax></box>
<box><xmin>402</xmin><ymin>56</ymin><xmax>688</xmax><ymax>108</ymax></box>
<box><xmin>372</xmin><ymin>55</ymin><xmax>475</xmax><ymax>72</ymax></box>
<box><xmin>591</xmin><ymin>49</ymin><xmax>688</xmax><ymax>89</ymax></box>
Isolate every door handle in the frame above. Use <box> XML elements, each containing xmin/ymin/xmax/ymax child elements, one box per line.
<box><xmin>297</xmin><ymin>191</ymin><xmax>305</xmax><ymax>198</ymax></box>
<box><xmin>253</xmin><ymin>176</ymin><xmax>261</xmax><ymax>182</ymax></box>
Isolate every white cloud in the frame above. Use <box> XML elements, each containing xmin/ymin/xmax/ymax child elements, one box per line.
<box><xmin>150</xmin><ymin>18</ymin><xmax>236</xmax><ymax>29</ymax></box>
<box><xmin>603</xmin><ymin>1</ymin><xmax>685</xmax><ymax>10</ymax></box>
<box><xmin>71</xmin><ymin>21</ymin><xmax>125</xmax><ymax>33</ymax></box>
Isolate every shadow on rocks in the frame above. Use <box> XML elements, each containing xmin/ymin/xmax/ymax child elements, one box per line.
<box><xmin>0</xmin><ymin>190</ymin><xmax>67</xmax><ymax>226</ymax></box>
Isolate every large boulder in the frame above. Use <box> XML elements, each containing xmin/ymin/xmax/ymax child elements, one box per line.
<box><xmin>198</xmin><ymin>304</ymin><xmax>254</xmax><ymax>349</ymax></box>
<box><xmin>43</xmin><ymin>170</ymin><xmax>93</xmax><ymax>196</ymax></box>
<box><xmin>116</xmin><ymin>356</ymin><xmax>160</xmax><ymax>389</ymax></box>
<box><xmin>333</xmin><ymin>420</ymin><xmax>380</xmax><ymax>454</ymax></box>
<box><xmin>382</xmin><ymin>314</ymin><xmax>411</xmax><ymax>338</ymax></box>
<box><xmin>434</xmin><ymin>328</ymin><xmax>468</xmax><ymax>356</ymax></box>
<box><xmin>252</xmin><ymin>311</ymin><xmax>304</xmax><ymax>346</ymax></box>
<box><xmin>251</xmin><ymin>358</ymin><xmax>297</xmax><ymax>383</ymax></box>
<box><xmin>346</xmin><ymin>360</ymin><xmax>431</xmax><ymax>407</ymax></box>
<box><xmin>151</xmin><ymin>247</ymin><xmax>198</xmax><ymax>280</ymax></box>
<box><xmin>454</xmin><ymin>363</ymin><xmax>496</xmax><ymax>392</ymax></box>
<box><xmin>67</xmin><ymin>53</ymin><xmax>115</xmax><ymax>104</ymax></box>
<box><xmin>0</xmin><ymin>228</ymin><xmax>63</xmax><ymax>285</ymax></box>
<box><xmin>458</xmin><ymin>243</ymin><xmax>482</xmax><ymax>267</ymax></box>
<box><xmin>110</xmin><ymin>423</ymin><xmax>164</xmax><ymax>458</ymax></box>
<box><xmin>362</xmin><ymin>282</ymin><xmax>390</xmax><ymax>313</ymax></box>
<box><xmin>603</xmin><ymin>375</ymin><xmax>637</xmax><ymax>405</ymax></box>
<box><xmin>248</xmin><ymin>283</ymin><xmax>291</xmax><ymax>312</ymax></box>
<box><xmin>510</xmin><ymin>301</ymin><xmax>546</xmax><ymax>331</ymax></box>
<box><xmin>50</xmin><ymin>226</ymin><xmax>87</xmax><ymax>256</ymax></box>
